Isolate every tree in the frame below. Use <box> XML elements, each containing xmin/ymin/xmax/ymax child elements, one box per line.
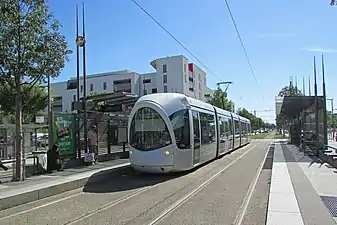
<box><xmin>0</xmin><ymin>0</ymin><xmax>69</xmax><ymax>180</ymax></box>
<box><xmin>0</xmin><ymin>82</ymin><xmax>48</xmax><ymax>122</ymax></box>
<box><xmin>276</xmin><ymin>84</ymin><xmax>304</xmax><ymax>128</ymax></box>
<box><xmin>237</xmin><ymin>107</ymin><xmax>266</xmax><ymax>131</ymax></box>
<box><xmin>207</xmin><ymin>88</ymin><xmax>234</xmax><ymax>111</ymax></box>
<box><xmin>278</xmin><ymin>85</ymin><xmax>303</xmax><ymax>97</ymax></box>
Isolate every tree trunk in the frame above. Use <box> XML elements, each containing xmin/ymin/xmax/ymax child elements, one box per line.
<box><xmin>15</xmin><ymin>75</ymin><xmax>23</xmax><ymax>181</ymax></box>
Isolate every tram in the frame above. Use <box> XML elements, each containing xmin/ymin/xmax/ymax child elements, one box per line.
<box><xmin>128</xmin><ymin>93</ymin><xmax>251</xmax><ymax>173</ymax></box>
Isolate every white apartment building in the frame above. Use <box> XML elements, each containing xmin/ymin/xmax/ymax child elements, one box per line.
<box><xmin>51</xmin><ymin>55</ymin><xmax>212</xmax><ymax>112</ymax></box>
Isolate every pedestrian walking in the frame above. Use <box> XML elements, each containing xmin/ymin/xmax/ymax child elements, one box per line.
<box><xmin>88</xmin><ymin>125</ymin><xmax>98</xmax><ymax>164</ymax></box>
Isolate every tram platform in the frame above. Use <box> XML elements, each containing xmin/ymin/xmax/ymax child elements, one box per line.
<box><xmin>0</xmin><ymin>159</ymin><xmax>130</xmax><ymax>210</ymax></box>
<box><xmin>267</xmin><ymin>140</ymin><xmax>337</xmax><ymax>224</ymax></box>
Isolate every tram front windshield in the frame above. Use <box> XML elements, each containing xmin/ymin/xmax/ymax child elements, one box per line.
<box><xmin>130</xmin><ymin>107</ymin><xmax>172</xmax><ymax>151</ymax></box>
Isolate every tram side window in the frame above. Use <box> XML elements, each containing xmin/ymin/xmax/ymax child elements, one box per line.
<box><xmin>228</xmin><ymin>118</ymin><xmax>233</xmax><ymax>136</ymax></box>
<box><xmin>192</xmin><ymin>111</ymin><xmax>200</xmax><ymax>149</ymax></box>
<box><xmin>222</xmin><ymin>116</ymin><xmax>229</xmax><ymax>137</ymax></box>
<box><xmin>199</xmin><ymin>112</ymin><xmax>216</xmax><ymax>144</ymax></box>
<box><xmin>129</xmin><ymin>107</ymin><xmax>172</xmax><ymax>151</ymax></box>
<box><xmin>240</xmin><ymin>121</ymin><xmax>246</xmax><ymax>136</ymax></box>
<box><xmin>169</xmin><ymin>109</ymin><xmax>190</xmax><ymax>149</ymax></box>
<box><xmin>234</xmin><ymin>120</ymin><xmax>240</xmax><ymax>135</ymax></box>
<box><xmin>218</xmin><ymin>117</ymin><xmax>225</xmax><ymax>139</ymax></box>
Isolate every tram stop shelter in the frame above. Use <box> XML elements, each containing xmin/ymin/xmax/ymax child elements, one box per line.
<box><xmin>78</xmin><ymin>92</ymin><xmax>139</xmax><ymax>154</ymax></box>
<box><xmin>84</xmin><ymin>92</ymin><xmax>139</xmax><ymax>112</ymax></box>
<box><xmin>275</xmin><ymin>95</ymin><xmax>327</xmax><ymax>151</ymax></box>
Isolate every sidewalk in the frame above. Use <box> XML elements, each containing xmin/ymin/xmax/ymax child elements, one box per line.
<box><xmin>266</xmin><ymin>141</ymin><xmax>337</xmax><ymax>225</ymax></box>
<box><xmin>0</xmin><ymin>159</ymin><xmax>130</xmax><ymax>210</ymax></box>
<box><xmin>329</xmin><ymin>140</ymin><xmax>337</xmax><ymax>150</ymax></box>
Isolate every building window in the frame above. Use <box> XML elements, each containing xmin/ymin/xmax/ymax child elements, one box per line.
<box><xmin>199</xmin><ymin>74</ymin><xmax>201</xmax><ymax>81</ymax></box>
<box><xmin>90</xmin><ymin>84</ymin><xmax>93</xmax><ymax>92</ymax></box>
<box><xmin>80</xmin><ymin>85</ymin><xmax>83</xmax><ymax>93</ymax></box>
<box><xmin>143</xmin><ymin>89</ymin><xmax>147</xmax><ymax>95</ymax></box>
<box><xmin>199</xmin><ymin>92</ymin><xmax>202</xmax><ymax>99</ymax></box>
<box><xmin>199</xmin><ymin>83</ymin><xmax>201</xmax><ymax>90</ymax></box>
<box><xmin>163</xmin><ymin>75</ymin><xmax>167</xmax><ymax>84</ymax></box>
<box><xmin>143</xmin><ymin>78</ymin><xmax>151</xmax><ymax>84</ymax></box>
<box><xmin>184</xmin><ymin>74</ymin><xmax>187</xmax><ymax>83</ymax></box>
<box><xmin>152</xmin><ymin>88</ymin><xmax>157</xmax><ymax>93</ymax></box>
<box><xmin>163</xmin><ymin>64</ymin><xmax>167</xmax><ymax>73</ymax></box>
<box><xmin>164</xmin><ymin>86</ymin><xmax>168</xmax><ymax>93</ymax></box>
<box><xmin>184</xmin><ymin>64</ymin><xmax>187</xmax><ymax>73</ymax></box>
<box><xmin>103</xmin><ymin>82</ymin><xmax>107</xmax><ymax>90</ymax></box>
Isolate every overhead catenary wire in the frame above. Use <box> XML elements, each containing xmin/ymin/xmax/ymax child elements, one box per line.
<box><xmin>223</xmin><ymin>0</ymin><xmax>264</xmax><ymax>100</ymax></box>
<box><xmin>130</xmin><ymin>0</ymin><xmax>222</xmax><ymax>82</ymax></box>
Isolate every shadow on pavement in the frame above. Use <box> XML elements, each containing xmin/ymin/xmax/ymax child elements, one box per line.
<box><xmin>83</xmin><ymin>143</ymin><xmax>249</xmax><ymax>194</ymax></box>
<box><xmin>83</xmin><ymin>166</ymin><xmax>190</xmax><ymax>194</ymax></box>
<box><xmin>280</xmin><ymin>143</ymin><xmax>324</xmax><ymax>168</ymax></box>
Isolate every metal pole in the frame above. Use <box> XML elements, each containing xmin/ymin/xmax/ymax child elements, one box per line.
<box><xmin>322</xmin><ymin>55</ymin><xmax>328</xmax><ymax>149</ymax></box>
<box><xmin>328</xmin><ymin>98</ymin><xmax>334</xmax><ymax>140</ymax></box>
<box><xmin>82</xmin><ymin>3</ymin><xmax>88</xmax><ymax>153</ymax></box>
<box><xmin>47</xmin><ymin>74</ymin><xmax>53</xmax><ymax>148</ymax></box>
<box><xmin>314</xmin><ymin>56</ymin><xmax>319</xmax><ymax>152</ymax></box>
<box><xmin>76</xmin><ymin>4</ymin><xmax>81</xmax><ymax>159</ymax></box>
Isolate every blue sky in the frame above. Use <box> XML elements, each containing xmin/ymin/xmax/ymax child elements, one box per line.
<box><xmin>47</xmin><ymin>0</ymin><xmax>337</xmax><ymax>123</ymax></box>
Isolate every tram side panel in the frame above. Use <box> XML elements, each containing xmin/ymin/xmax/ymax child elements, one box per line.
<box><xmin>232</xmin><ymin>116</ymin><xmax>241</xmax><ymax>149</ymax></box>
<box><xmin>170</xmin><ymin>109</ymin><xmax>194</xmax><ymax>171</ymax></box>
<box><xmin>190</xmin><ymin>107</ymin><xmax>217</xmax><ymax>166</ymax></box>
<box><xmin>217</xmin><ymin>114</ymin><xmax>233</xmax><ymax>156</ymax></box>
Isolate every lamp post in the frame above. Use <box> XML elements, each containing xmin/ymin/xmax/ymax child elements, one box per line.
<box><xmin>216</xmin><ymin>81</ymin><xmax>233</xmax><ymax>110</ymax></box>
<box><xmin>75</xmin><ymin>3</ymin><xmax>88</xmax><ymax>154</ymax></box>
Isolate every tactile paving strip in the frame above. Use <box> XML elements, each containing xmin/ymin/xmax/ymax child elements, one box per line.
<box><xmin>262</xmin><ymin>144</ymin><xmax>274</xmax><ymax>170</ymax></box>
<box><xmin>320</xmin><ymin>195</ymin><xmax>337</xmax><ymax>217</ymax></box>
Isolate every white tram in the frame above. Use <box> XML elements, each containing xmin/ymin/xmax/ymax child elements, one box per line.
<box><xmin>128</xmin><ymin>93</ymin><xmax>251</xmax><ymax>173</ymax></box>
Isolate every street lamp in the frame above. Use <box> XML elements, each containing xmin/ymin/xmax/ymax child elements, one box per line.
<box><xmin>216</xmin><ymin>81</ymin><xmax>233</xmax><ymax>110</ymax></box>
<box><xmin>75</xmin><ymin>3</ymin><xmax>88</xmax><ymax>155</ymax></box>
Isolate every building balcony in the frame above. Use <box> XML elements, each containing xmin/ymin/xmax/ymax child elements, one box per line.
<box><xmin>150</xmin><ymin>60</ymin><xmax>156</xmax><ymax>69</ymax></box>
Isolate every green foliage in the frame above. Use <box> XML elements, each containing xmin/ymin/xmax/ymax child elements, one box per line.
<box><xmin>0</xmin><ymin>0</ymin><xmax>69</xmax><ymax>84</ymax></box>
<box><xmin>207</xmin><ymin>88</ymin><xmax>234</xmax><ymax>111</ymax></box>
<box><xmin>277</xmin><ymin>85</ymin><xmax>303</xmax><ymax>97</ymax></box>
<box><xmin>0</xmin><ymin>0</ymin><xmax>69</xmax><ymax>120</ymax></box>
<box><xmin>276</xmin><ymin>84</ymin><xmax>303</xmax><ymax>127</ymax></box>
<box><xmin>237</xmin><ymin>108</ymin><xmax>269</xmax><ymax>130</ymax></box>
<box><xmin>327</xmin><ymin>113</ymin><xmax>337</xmax><ymax>128</ymax></box>
<box><xmin>0</xmin><ymin>82</ymin><xmax>48</xmax><ymax>121</ymax></box>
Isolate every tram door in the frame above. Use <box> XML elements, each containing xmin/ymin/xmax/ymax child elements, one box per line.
<box><xmin>223</xmin><ymin>117</ymin><xmax>231</xmax><ymax>153</ymax></box>
<box><xmin>192</xmin><ymin>111</ymin><xmax>201</xmax><ymax>165</ymax></box>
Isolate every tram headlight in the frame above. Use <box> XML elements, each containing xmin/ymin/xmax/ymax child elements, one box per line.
<box><xmin>164</xmin><ymin>151</ymin><xmax>170</xmax><ymax>155</ymax></box>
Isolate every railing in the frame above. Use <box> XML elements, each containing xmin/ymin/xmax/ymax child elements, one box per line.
<box><xmin>1</xmin><ymin>155</ymin><xmax>36</xmax><ymax>165</ymax></box>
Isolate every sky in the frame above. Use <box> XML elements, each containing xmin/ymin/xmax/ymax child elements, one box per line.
<box><xmin>46</xmin><ymin>0</ymin><xmax>337</xmax><ymax>124</ymax></box>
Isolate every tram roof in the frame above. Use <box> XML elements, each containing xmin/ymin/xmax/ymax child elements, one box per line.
<box><xmin>136</xmin><ymin>93</ymin><xmax>249</xmax><ymax>122</ymax></box>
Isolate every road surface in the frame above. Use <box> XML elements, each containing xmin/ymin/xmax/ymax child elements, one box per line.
<box><xmin>0</xmin><ymin>140</ymin><xmax>273</xmax><ymax>225</ymax></box>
